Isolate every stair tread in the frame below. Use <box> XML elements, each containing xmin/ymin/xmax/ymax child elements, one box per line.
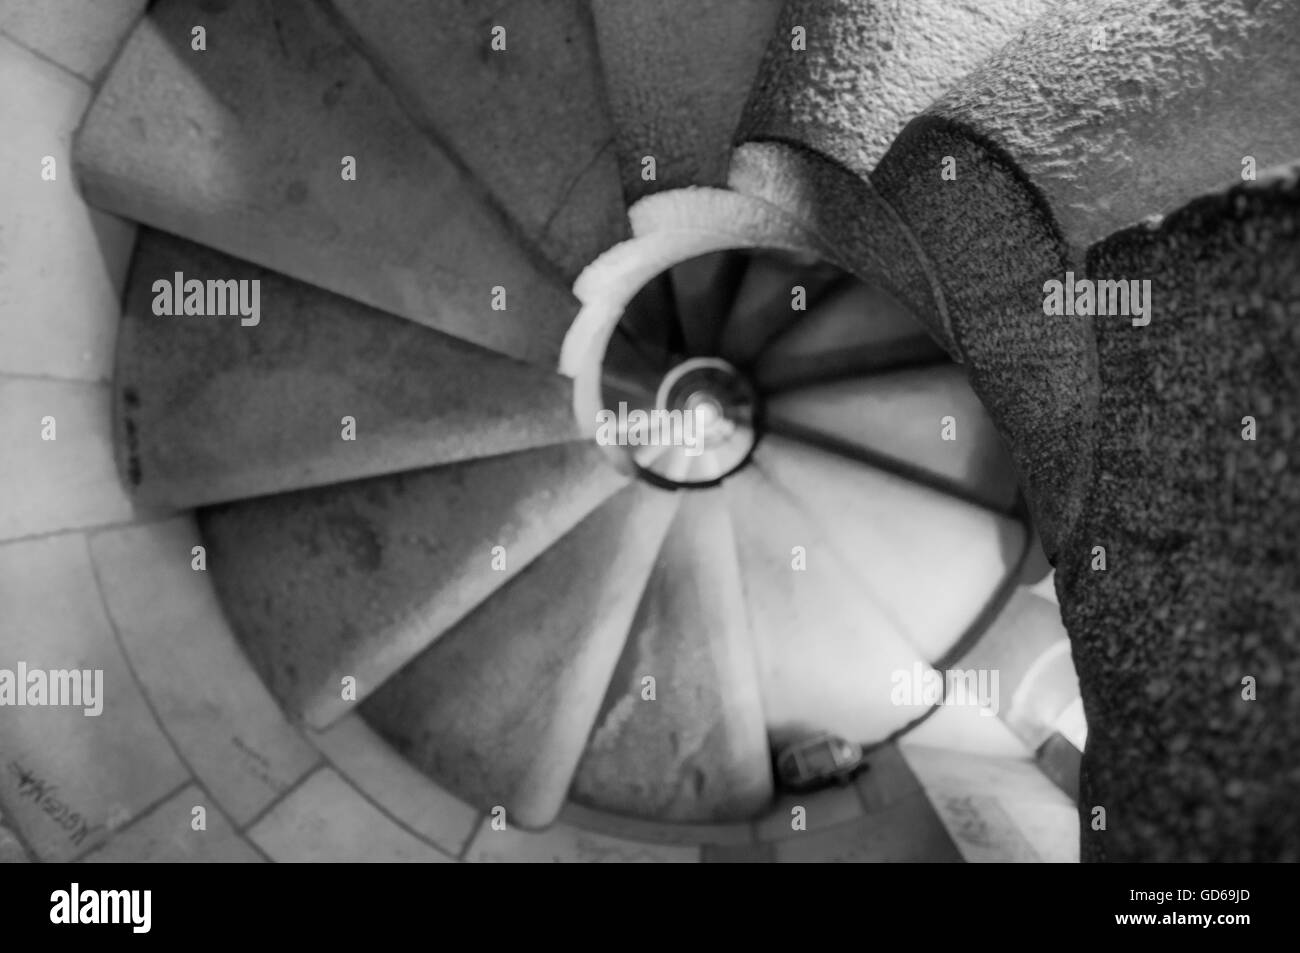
<box><xmin>726</xmin><ymin>467</ymin><xmax>937</xmax><ymax>747</ymax></box>
<box><xmin>200</xmin><ymin>442</ymin><xmax>627</xmax><ymax>729</ymax></box>
<box><xmin>719</xmin><ymin>253</ymin><xmax>839</xmax><ymax>367</ymax></box>
<box><xmin>330</xmin><ymin>0</ymin><xmax>627</xmax><ymax>281</ymax></box>
<box><xmin>754</xmin><ymin>434</ymin><xmax>1024</xmax><ymax>664</ymax></box>
<box><xmin>571</xmin><ymin>490</ymin><xmax>773</xmax><ymax>821</ymax></box>
<box><xmin>362</xmin><ymin>482</ymin><xmax>678</xmax><ymax>829</ymax></box>
<box><xmin>669</xmin><ymin>251</ymin><xmax>748</xmax><ymax>356</ymax></box>
<box><xmin>75</xmin><ymin>0</ymin><xmax>573</xmax><ymax>365</ymax></box>
<box><xmin>754</xmin><ymin>280</ymin><xmax>945</xmax><ymax>391</ymax></box>
<box><xmin>765</xmin><ymin>364</ymin><xmax>1020</xmax><ymax>512</ymax></box>
<box><xmin>592</xmin><ymin>0</ymin><xmax>784</xmax><ymax>199</ymax></box>
<box><xmin>118</xmin><ymin>231</ymin><xmax>579</xmax><ymax>508</ymax></box>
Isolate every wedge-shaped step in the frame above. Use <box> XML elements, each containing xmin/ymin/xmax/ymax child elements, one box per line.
<box><xmin>754</xmin><ymin>280</ymin><xmax>944</xmax><ymax>391</ymax></box>
<box><xmin>331</xmin><ymin>0</ymin><xmax>626</xmax><ymax>281</ymax></box>
<box><xmin>118</xmin><ymin>231</ymin><xmax>578</xmax><ymax>508</ymax></box>
<box><xmin>765</xmin><ymin>365</ymin><xmax>1020</xmax><ymax>513</ymax></box>
<box><xmin>726</xmin><ymin>468</ymin><xmax>937</xmax><ymax>747</ymax></box>
<box><xmin>362</xmin><ymin>483</ymin><xmax>679</xmax><ymax>829</ymax></box>
<box><xmin>615</xmin><ymin>272</ymin><xmax>684</xmax><ymax>366</ymax></box>
<box><xmin>75</xmin><ymin>0</ymin><xmax>573</xmax><ymax>365</ymax></box>
<box><xmin>200</xmin><ymin>443</ymin><xmax>627</xmax><ymax>728</ymax></box>
<box><xmin>756</xmin><ymin>434</ymin><xmax>1024</xmax><ymax>664</ymax></box>
<box><xmin>592</xmin><ymin>0</ymin><xmax>784</xmax><ymax>198</ymax></box>
<box><xmin>719</xmin><ymin>253</ymin><xmax>840</xmax><ymax>368</ymax></box>
<box><xmin>571</xmin><ymin>491</ymin><xmax>773</xmax><ymax>820</ymax></box>
<box><xmin>669</xmin><ymin>251</ymin><xmax>748</xmax><ymax>356</ymax></box>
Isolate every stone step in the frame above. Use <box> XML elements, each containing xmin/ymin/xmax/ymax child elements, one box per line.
<box><xmin>330</xmin><ymin>0</ymin><xmax>627</xmax><ymax>282</ymax></box>
<box><xmin>74</xmin><ymin>0</ymin><xmax>574</xmax><ymax>366</ymax></box>
<box><xmin>199</xmin><ymin>442</ymin><xmax>627</xmax><ymax>728</ymax></box>
<box><xmin>362</xmin><ymin>483</ymin><xmax>678</xmax><ymax>829</ymax></box>
<box><xmin>726</xmin><ymin>467</ymin><xmax>936</xmax><ymax>747</ymax></box>
<box><xmin>668</xmin><ymin>250</ymin><xmax>748</xmax><ymax>357</ymax></box>
<box><xmin>753</xmin><ymin>279</ymin><xmax>945</xmax><ymax>392</ymax></box>
<box><xmin>765</xmin><ymin>363</ymin><xmax>1021</xmax><ymax>512</ymax></box>
<box><xmin>718</xmin><ymin>253</ymin><xmax>840</xmax><ymax>368</ymax></box>
<box><xmin>571</xmin><ymin>490</ymin><xmax>773</xmax><ymax>820</ymax></box>
<box><xmin>116</xmin><ymin>231</ymin><xmax>579</xmax><ymax>508</ymax></box>
<box><xmin>754</xmin><ymin>433</ymin><xmax>1024</xmax><ymax>664</ymax></box>
<box><xmin>591</xmin><ymin>0</ymin><xmax>783</xmax><ymax>199</ymax></box>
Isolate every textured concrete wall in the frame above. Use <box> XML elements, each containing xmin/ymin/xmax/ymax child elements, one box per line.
<box><xmin>739</xmin><ymin>0</ymin><xmax>1054</xmax><ymax>176</ymax></box>
<box><xmin>928</xmin><ymin>0</ymin><xmax>1300</xmax><ymax>257</ymax></box>
<box><xmin>1065</xmin><ymin>167</ymin><xmax>1300</xmax><ymax>861</ymax></box>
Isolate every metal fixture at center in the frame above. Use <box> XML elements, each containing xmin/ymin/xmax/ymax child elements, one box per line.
<box><xmin>636</xmin><ymin>356</ymin><xmax>759</xmax><ymax>487</ymax></box>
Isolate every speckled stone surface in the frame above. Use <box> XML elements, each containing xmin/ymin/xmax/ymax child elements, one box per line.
<box><xmin>571</xmin><ymin>492</ymin><xmax>773</xmax><ymax>821</ymax></box>
<box><xmin>872</xmin><ymin>122</ymin><xmax>1090</xmax><ymax>561</ymax></box>
<box><xmin>362</xmin><ymin>484</ymin><xmax>678</xmax><ymax>829</ymax></box>
<box><xmin>728</xmin><ymin>141</ymin><xmax>952</xmax><ymax>354</ymax></box>
<box><xmin>1061</xmin><ymin>168</ymin><xmax>1300</xmax><ymax>861</ymax></box>
<box><xmin>739</xmin><ymin>0</ymin><xmax>1053</xmax><ymax>176</ymax></box>
<box><xmin>199</xmin><ymin>442</ymin><xmax>627</xmax><ymax>728</ymax></box>
<box><xmin>117</xmin><ymin>231</ymin><xmax>579</xmax><ymax>508</ymax></box>
<box><xmin>592</xmin><ymin>0</ymin><xmax>783</xmax><ymax>199</ymax></box>
<box><xmin>927</xmin><ymin>0</ymin><xmax>1300</xmax><ymax>257</ymax></box>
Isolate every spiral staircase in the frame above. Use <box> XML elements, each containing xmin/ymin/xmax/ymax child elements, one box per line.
<box><xmin>1</xmin><ymin>0</ymin><xmax>1296</xmax><ymax>863</ymax></box>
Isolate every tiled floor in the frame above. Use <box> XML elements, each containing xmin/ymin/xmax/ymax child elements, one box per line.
<box><xmin>0</xmin><ymin>2</ymin><xmax>1080</xmax><ymax>864</ymax></box>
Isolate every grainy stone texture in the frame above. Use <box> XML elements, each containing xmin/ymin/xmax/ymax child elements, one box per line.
<box><xmin>1062</xmin><ymin>168</ymin><xmax>1300</xmax><ymax>861</ymax></box>
<box><xmin>873</xmin><ymin>122</ymin><xmax>1089</xmax><ymax>561</ymax></box>
<box><xmin>363</xmin><ymin>484</ymin><xmax>678</xmax><ymax>829</ymax></box>
<box><xmin>199</xmin><ymin>442</ymin><xmax>627</xmax><ymax>728</ymax></box>
<box><xmin>571</xmin><ymin>492</ymin><xmax>773</xmax><ymax>821</ymax></box>
<box><xmin>117</xmin><ymin>231</ymin><xmax>578</xmax><ymax>508</ymax></box>
<box><xmin>75</xmin><ymin>0</ymin><xmax>575</xmax><ymax>366</ymax></box>
<box><xmin>728</xmin><ymin>141</ymin><xmax>951</xmax><ymax>353</ymax></box>
<box><xmin>928</xmin><ymin>0</ymin><xmax>1300</xmax><ymax>257</ymax></box>
<box><xmin>330</xmin><ymin>0</ymin><xmax>627</xmax><ymax>281</ymax></box>
<box><xmin>739</xmin><ymin>0</ymin><xmax>1054</xmax><ymax>176</ymax></box>
<box><xmin>592</xmin><ymin>0</ymin><xmax>783</xmax><ymax>199</ymax></box>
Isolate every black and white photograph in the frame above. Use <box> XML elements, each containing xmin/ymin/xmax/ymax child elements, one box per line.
<box><xmin>0</xmin><ymin>0</ymin><xmax>1296</xmax><ymax>927</ymax></box>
